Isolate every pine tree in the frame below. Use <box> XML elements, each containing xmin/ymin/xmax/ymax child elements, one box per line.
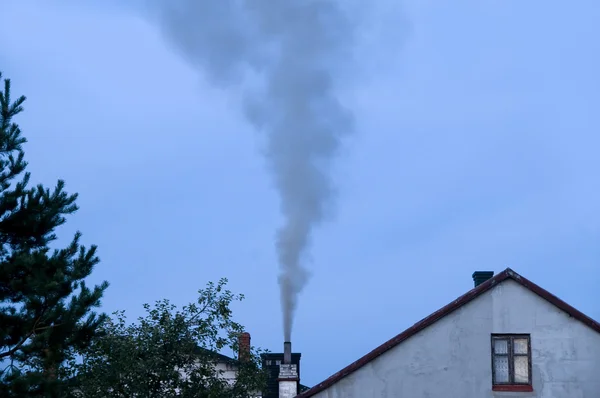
<box><xmin>0</xmin><ymin>72</ymin><xmax>109</xmax><ymax>397</ymax></box>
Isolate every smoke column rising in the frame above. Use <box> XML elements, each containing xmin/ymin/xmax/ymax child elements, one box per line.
<box><xmin>149</xmin><ymin>0</ymin><xmax>354</xmax><ymax>341</ymax></box>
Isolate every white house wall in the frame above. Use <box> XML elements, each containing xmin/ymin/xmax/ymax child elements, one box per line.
<box><xmin>310</xmin><ymin>279</ymin><xmax>600</xmax><ymax>398</ymax></box>
<box><xmin>214</xmin><ymin>362</ymin><xmax>238</xmax><ymax>385</ymax></box>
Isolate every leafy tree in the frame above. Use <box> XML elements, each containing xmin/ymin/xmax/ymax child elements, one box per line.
<box><xmin>0</xmin><ymin>72</ymin><xmax>109</xmax><ymax>397</ymax></box>
<box><xmin>75</xmin><ymin>278</ymin><xmax>267</xmax><ymax>398</ymax></box>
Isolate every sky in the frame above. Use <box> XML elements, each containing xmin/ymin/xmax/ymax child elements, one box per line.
<box><xmin>1</xmin><ymin>0</ymin><xmax>599</xmax><ymax>387</ymax></box>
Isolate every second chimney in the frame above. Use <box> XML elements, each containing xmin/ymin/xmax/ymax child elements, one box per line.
<box><xmin>238</xmin><ymin>332</ymin><xmax>251</xmax><ymax>361</ymax></box>
<box><xmin>472</xmin><ymin>271</ymin><xmax>494</xmax><ymax>287</ymax></box>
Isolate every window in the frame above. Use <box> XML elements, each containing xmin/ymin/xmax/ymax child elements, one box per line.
<box><xmin>491</xmin><ymin>334</ymin><xmax>532</xmax><ymax>392</ymax></box>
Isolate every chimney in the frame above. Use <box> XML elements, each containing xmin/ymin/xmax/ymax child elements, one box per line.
<box><xmin>238</xmin><ymin>332</ymin><xmax>251</xmax><ymax>361</ymax></box>
<box><xmin>279</xmin><ymin>342</ymin><xmax>298</xmax><ymax>398</ymax></box>
<box><xmin>472</xmin><ymin>271</ymin><xmax>494</xmax><ymax>287</ymax></box>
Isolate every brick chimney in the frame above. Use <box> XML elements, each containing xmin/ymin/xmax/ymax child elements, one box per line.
<box><xmin>472</xmin><ymin>271</ymin><xmax>494</xmax><ymax>287</ymax></box>
<box><xmin>238</xmin><ymin>332</ymin><xmax>251</xmax><ymax>361</ymax></box>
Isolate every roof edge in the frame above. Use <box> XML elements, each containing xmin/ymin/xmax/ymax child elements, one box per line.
<box><xmin>298</xmin><ymin>268</ymin><xmax>600</xmax><ymax>398</ymax></box>
<box><xmin>503</xmin><ymin>268</ymin><xmax>600</xmax><ymax>332</ymax></box>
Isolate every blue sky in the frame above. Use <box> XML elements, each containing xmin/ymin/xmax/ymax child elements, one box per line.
<box><xmin>1</xmin><ymin>0</ymin><xmax>599</xmax><ymax>387</ymax></box>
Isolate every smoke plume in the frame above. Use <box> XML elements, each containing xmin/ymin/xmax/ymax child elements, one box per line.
<box><xmin>149</xmin><ymin>0</ymin><xmax>354</xmax><ymax>341</ymax></box>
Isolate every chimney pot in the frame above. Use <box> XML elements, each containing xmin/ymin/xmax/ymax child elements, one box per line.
<box><xmin>238</xmin><ymin>332</ymin><xmax>251</xmax><ymax>361</ymax></box>
<box><xmin>283</xmin><ymin>341</ymin><xmax>292</xmax><ymax>364</ymax></box>
<box><xmin>472</xmin><ymin>271</ymin><xmax>494</xmax><ymax>287</ymax></box>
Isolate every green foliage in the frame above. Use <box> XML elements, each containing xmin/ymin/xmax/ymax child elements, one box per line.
<box><xmin>75</xmin><ymin>278</ymin><xmax>267</xmax><ymax>398</ymax></box>
<box><xmin>0</xmin><ymin>72</ymin><xmax>109</xmax><ymax>397</ymax></box>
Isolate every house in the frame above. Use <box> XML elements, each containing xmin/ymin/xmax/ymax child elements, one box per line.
<box><xmin>194</xmin><ymin>346</ymin><xmax>243</xmax><ymax>388</ymax></box>
<box><xmin>206</xmin><ymin>333</ymin><xmax>310</xmax><ymax>398</ymax></box>
<box><xmin>297</xmin><ymin>268</ymin><xmax>600</xmax><ymax>398</ymax></box>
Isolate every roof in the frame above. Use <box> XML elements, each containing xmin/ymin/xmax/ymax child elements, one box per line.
<box><xmin>299</xmin><ymin>384</ymin><xmax>311</xmax><ymax>393</ymax></box>
<box><xmin>298</xmin><ymin>268</ymin><xmax>600</xmax><ymax>398</ymax></box>
<box><xmin>193</xmin><ymin>346</ymin><xmax>238</xmax><ymax>364</ymax></box>
<box><xmin>261</xmin><ymin>352</ymin><xmax>302</xmax><ymax>359</ymax></box>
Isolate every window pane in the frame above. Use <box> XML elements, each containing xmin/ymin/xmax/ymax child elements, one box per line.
<box><xmin>514</xmin><ymin>356</ymin><xmax>529</xmax><ymax>383</ymax></box>
<box><xmin>514</xmin><ymin>338</ymin><xmax>528</xmax><ymax>354</ymax></box>
<box><xmin>493</xmin><ymin>339</ymin><xmax>508</xmax><ymax>354</ymax></box>
<box><xmin>494</xmin><ymin>356</ymin><xmax>509</xmax><ymax>383</ymax></box>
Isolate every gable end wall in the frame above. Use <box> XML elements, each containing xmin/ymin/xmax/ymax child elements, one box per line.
<box><xmin>311</xmin><ymin>280</ymin><xmax>600</xmax><ymax>398</ymax></box>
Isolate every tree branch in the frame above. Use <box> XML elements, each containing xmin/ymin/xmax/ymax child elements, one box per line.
<box><xmin>0</xmin><ymin>308</ymin><xmax>63</xmax><ymax>359</ymax></box>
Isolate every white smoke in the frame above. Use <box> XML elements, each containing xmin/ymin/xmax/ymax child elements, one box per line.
<box><xmin>148</xmin><ymin>0</ymin><xmax>355</xmax><ymax>341</ymax></box>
